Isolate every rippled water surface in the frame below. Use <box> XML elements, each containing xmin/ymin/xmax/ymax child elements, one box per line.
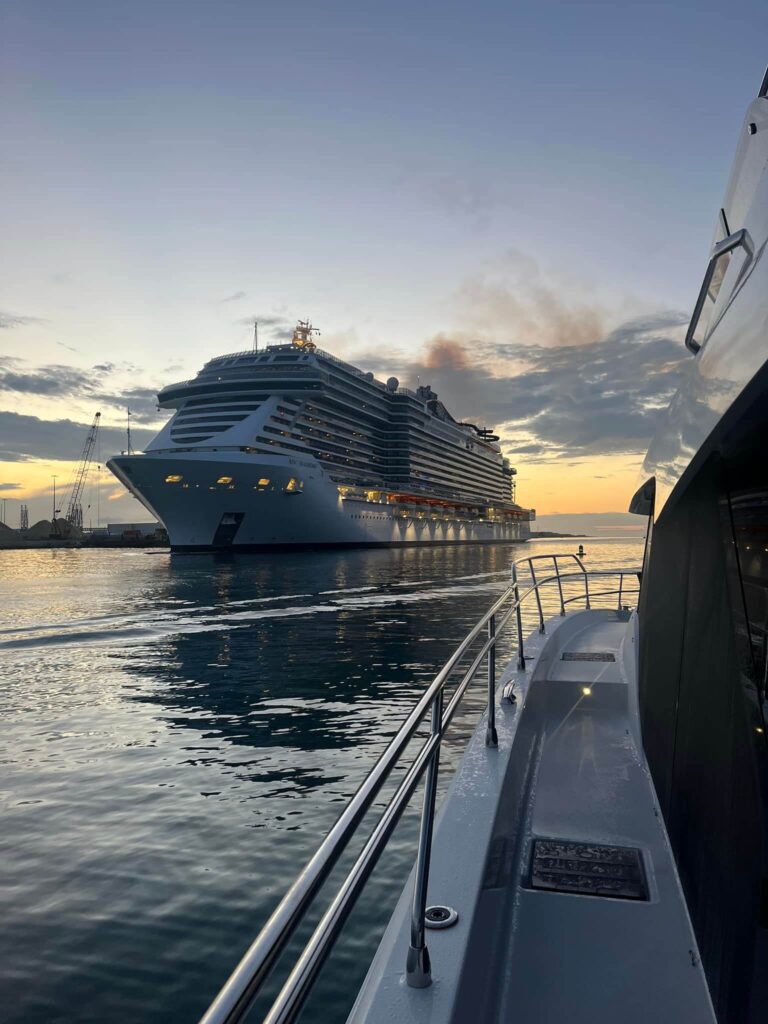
<box><xmin>0</xmin><ymin>538</ymin><xmax>642</xmax><ymax>1023</ymax></box>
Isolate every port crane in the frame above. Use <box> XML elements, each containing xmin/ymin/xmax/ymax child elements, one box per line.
<box><xmin>64</xmin><ymin>412</ymin><xmax>101</xmax><ymax>531</ymax></box>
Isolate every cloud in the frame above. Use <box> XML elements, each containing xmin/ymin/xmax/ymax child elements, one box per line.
<box><xmin>424</xmin><ymin>339</ymin><xmax>469</xmax><ymax>370</ymax></box>
<box><xmin>358</xmin><ymin>310</ymin><xmax>689</xmax><ymax>463</ymax></box>
<box><xmin>506</xmin><ymin>442</ymin><xmax>549</xmax><ymax>456</ymax></box>
<box><xmin>0</xmin><ymin>357</ymin><xmax>164</xmax><ymax>425</ymax></box>
<box><xmin>0</xmin><ymin>361</ymin><xmax>97</xmax><ymax>397</ymax></box>
<box><xmin>97</xmin><ymin>386</ymin><xmax>160</xmax><ymax>424</ymax></box>
<box><xmin>0</xmin><ymin>411</ymin><xmax>156</xmax><ymax>462</ymax></box>
<box><xmin>221</xmin><ymin>291</ymin><xmax>247</xmax><ymax>303</ymax></box>
<box><xmin>0</xmin><ymin>311</ymin><xmax>44</xmax><ymax>330</ymax></box>
<box><xmin>346</xmin><ymin>245</ymin><xmax>690</xmax><ymax>464</ymax></box>
<box><xmin>455</xmin><ymin>251</ymin><xmax>607</xmax><ymax>348</ymax></box>
<box><xmin>237</xmin><ymin>314</ymin><xmax>294</xmax><ymax>341</ymax></box>
<box><xmin>0</xmin><ymin>482</ymin><xmax>21</xmax><ymax>491</ymax></box>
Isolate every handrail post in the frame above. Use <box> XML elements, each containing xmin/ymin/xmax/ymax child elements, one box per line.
<box><xmin>528</xmin><ymin>559</ymin><xmax>545</xmax><ymax>633</ymax></box>
<box><xmin>486</xmin><ymin>614</ymin><xmax>498</xmax><ymax>747</ymax></box>
<box><xmin>406</xmin><ymin>690</ymin><xmax>443</xmax><ymax>989</ymax></box>
<box><xmin>512</xmin><ymin>564</ymin><xmax>525</xmax><ymax>669</ymax></box>
<box><xmin>617</xmin><ymin>573</ymin><xmax>623</xmax><ymax>610</ymax></box>
<box><xmin>575</xmin><ymin>555</ymin><xmax>591</xmax><ymax>609</ymax></box>
<box><xmin>553</xmin><ymin>555</ymin><xmax>565</xmax><ymax>615</ymax></box>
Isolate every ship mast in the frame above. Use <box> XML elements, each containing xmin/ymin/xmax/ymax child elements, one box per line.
<box><xmin>291</xmin><ymin>320</ymin><xmax>320</xmax><ymax>351</ymax></box>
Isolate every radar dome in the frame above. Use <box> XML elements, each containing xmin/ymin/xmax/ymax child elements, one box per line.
<box><xmin>386</xmin><ymin>376</ymin><xmax>399</xmax><ymax>392</ymax></box>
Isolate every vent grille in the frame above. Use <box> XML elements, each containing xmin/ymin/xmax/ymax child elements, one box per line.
<box><xmin>530</xmin><ymin>838</ymin><xmax>648</xmax><ymax>901</ymax></box>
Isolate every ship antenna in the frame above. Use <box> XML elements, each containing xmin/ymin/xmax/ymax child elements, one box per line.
<box><xmin>126</xmin><ymin>406</ymin><xmax>133</xmax><ymax>455</ymax></box>
<box><xmin>253</xmin><ymin>319</ymin><xmax>258</xmax><ymax>353</ymax></box>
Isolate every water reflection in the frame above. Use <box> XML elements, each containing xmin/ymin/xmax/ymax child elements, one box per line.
<box><xmin>118</xmin><ymin>547</ymin><xmax>524</xmax><ymax>757</ymax></box>
<box><xmin>0</xmin><ymin>540</ymin><xmax>641</xmax><ymax>1024</ymax></box>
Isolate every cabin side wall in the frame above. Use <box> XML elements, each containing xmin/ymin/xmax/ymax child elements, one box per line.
<box><xmin>638</xmin><ymin>452</ymin><xmax>768</xmax><ymax>1022</ymax></box>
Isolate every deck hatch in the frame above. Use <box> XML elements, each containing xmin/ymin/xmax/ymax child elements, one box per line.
<box><xmin>561</xmin><ymin>651</ymin><xmax>616</xmax><ymax>662</ymax></box>
<box><xmin>530</xmin><ymin>838</ymin><xmax>649</xmax><ymax>900</ymax></box>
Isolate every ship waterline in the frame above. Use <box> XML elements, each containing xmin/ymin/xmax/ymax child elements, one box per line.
<box><xmin>108</xmin><ymin>451</ymin><xmax>530</xmax><ymax>549</ymax></box>
<box><xmin>108</xmin><ymin>322</ymin><xmax>534</xmax><ymax>550</ymax></box>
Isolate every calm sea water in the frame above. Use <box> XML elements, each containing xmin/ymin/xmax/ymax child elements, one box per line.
<box><xmin>0</xmin><ymin>538</ymin><xmax>642</xmax><ymax>1024</ymax></box>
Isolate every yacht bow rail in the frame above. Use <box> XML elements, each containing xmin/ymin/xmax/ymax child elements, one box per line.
<box><xmin>199</xmin><ymin>554</ymin><xmax>641</xmax><ymax>1024</ymax></box>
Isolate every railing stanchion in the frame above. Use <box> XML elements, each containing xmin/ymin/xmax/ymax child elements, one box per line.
<box><xmin>406</xmin><ymin>690</ymin><xmax>443</xmax><ymax>988</ymax></box>
<box><xmin>529</xmin><ymin>560</ymin><xmax>545</xmax><ymax>633</ymax></box>
<box><xmin>618</xmin><ymin>573</ymin><xmax>623</xmax><ymax>610</ymax></box>
<box><xmin>575</xmin><ymin>554</ymin><xmax>591</xmax><ymax>609</ymax></box>
<box><xmin>512</xmin><ymin>564</ymin><xmax>525</xmax><ymax>670</ymax></box>
<box><xmin>486</xmin><ymin>614</ymin><xmax>498</xmax><ymax>747</ymax></box>
<box><xmin>553</xmin><ymin>555</ymin><xmax>565</xmax><ymax>615</ymax></box>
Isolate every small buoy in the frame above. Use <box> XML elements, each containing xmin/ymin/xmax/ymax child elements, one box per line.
<box><xmin>577</xmin><ymin>544</ymin><xmax>585</xmax><ymax>557</ymax></box>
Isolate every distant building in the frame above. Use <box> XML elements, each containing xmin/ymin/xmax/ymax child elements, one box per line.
<box><xmin>106</xmin><ymin>522</ymin><xmax>163</xmax><ymax>538</ymax></box>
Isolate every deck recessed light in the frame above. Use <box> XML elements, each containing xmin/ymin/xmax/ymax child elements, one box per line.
<box><xmin>582</xmin><ymin>686</ymin><xmax>592</xmax><ymax>696</ymax></box>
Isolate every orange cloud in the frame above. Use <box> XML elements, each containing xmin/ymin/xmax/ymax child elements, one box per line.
<box><xmin>424</xmin><ymin>337</ymin><xmax>469</xmax><ymax>370</ymax></box>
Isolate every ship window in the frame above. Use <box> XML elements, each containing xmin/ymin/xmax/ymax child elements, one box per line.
<box><xmin>258</xmin><ymin>478</ymin><xmax>270</xmax><ymax>486</ymax></box>
<box><xmin>689</xmin><ymin>237</ymin><xmax>751</xmax><ymax>350</ymax></box>
<box><xmin>690</xmin><ymin>254</ymin><xmax>730</xmax><ymax>348</ymax></box>
<box><xmin>285</xmin><ymin>478</ymin><xmax>304</xmax><ymax>493</ymax></box>
<box><xmin>217</xmin><ymin>476</ymin><xmax>233</xmax><ymax>484</ymax></box>
<box><xmin>165</xmin><ymin>474</ymin><xmax>183</xmax><ymax>483</ymax></box>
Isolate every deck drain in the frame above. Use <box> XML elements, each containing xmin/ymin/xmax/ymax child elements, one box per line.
<box><xmin>530</xmin><ymin>838</ymin><xmax>649</xmax><ymax>901</ymax></box>
<box><xmin>425</xmin><ymin>905</ymin><xmax>459</xmax><ymax>929</ymax></box>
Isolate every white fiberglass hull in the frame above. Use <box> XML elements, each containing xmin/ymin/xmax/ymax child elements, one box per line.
<box><xmin>107</xmin><ymin>451</ymin><xmax>530</xmax><ymax>550</ymax></box>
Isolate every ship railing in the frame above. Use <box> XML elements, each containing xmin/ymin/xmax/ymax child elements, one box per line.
<box><xmin>160</xmin><ymin>350</ymin><xmax>428</xmax><ymax>405</ymax></box>
<box><xmin>198</xmin><ymin>553</ymin><xmax>642</xmax><ymax>1024</ymax></box>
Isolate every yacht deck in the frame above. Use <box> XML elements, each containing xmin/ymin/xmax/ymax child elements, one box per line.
<box><xmin>349</xmin><ymin>610</ymin><xmax>716</xmax><ymax>1023</ymax></box>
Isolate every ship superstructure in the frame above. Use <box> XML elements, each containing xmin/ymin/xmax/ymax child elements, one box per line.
<box><xmin>108</xmin><ymin>322</ymin><xmax>534</xmax><ymax>550</ymax></box>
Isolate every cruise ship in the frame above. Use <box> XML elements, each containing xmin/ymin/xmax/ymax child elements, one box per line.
<box><xmin>107</xmin><ymin>322</ymin><xmax>534</xmax><ymax>550</ymax></box>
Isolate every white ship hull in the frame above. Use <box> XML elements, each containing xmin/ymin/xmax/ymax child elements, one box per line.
<box><xmin>108</xmin><ymin>451</ymin><xmax>531</xmax><ymax>550</ymax></box>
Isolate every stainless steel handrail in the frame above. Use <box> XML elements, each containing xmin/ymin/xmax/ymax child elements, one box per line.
<box><xmin>199</xmin><ymin>554</ymin><xmax>641</xmax><ymax>1024</ymax></box>
<box><xmin>685</xmin><ymin>228</ymin><xmax>754</xmax><ymax>354</ymax></box>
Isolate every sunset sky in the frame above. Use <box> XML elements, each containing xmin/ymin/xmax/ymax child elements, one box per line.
<box><xmin>1</xmin><ymin>1</ymin><xmax>766</xmax><ymax>527</ymax></box>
